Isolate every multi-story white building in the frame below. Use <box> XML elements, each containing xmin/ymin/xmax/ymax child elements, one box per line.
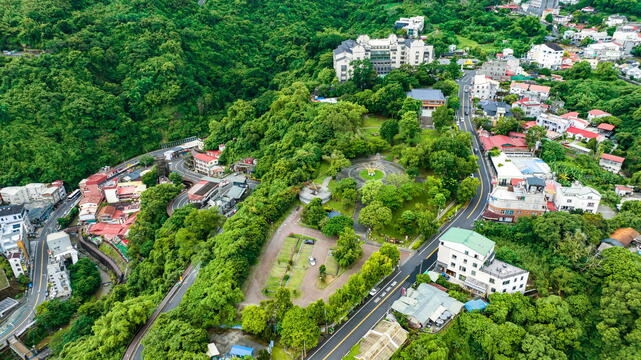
<box><xmin>437</xmin><ymin>228</ymin><xmax>529</xmax><ymax>295</ymax></box>
<box><xmin>612</xmin><ymin>25</ymin><xmax>641</xmax><ymax>54</ymax></box>
<box><xmin>47</xmin><ymin>262</ymin><xmax>71</xmax><ymax>299</ymax></box>
<box><xmin>605</xmin><ymin>15</ymin><xmax>627</xmax><ymax>27</ymax></box>
<box><xmin>0</xmin><ymin>181</ymin><xmax>66</xmax><ymax>206</ymax></box>
<box><xmin>193</xmin><ymin>145</ymin><xmax>226</xmax><ymax>177</ymax></box>
<box><xmin>526</xmin><ymin>43</ymin><xmax>564</xmax><ymax>69</ymax></box>
<box><xmin>46</xmin><ymin>232</ymin><xmax>78</xmax><ymax>265</ymax></box>
<box><xmin>523</xmin><ymin>0</ymin><xmax>559</xmax><ymax>16</ymax></box>
<box><xmin>583</xmin><ymin>42</ymin><xmax>624</xmax><ymax>61</ymax></box>
<box><xmin>553</xmin><ymin>182</ymin><xmax>601</xmax><ymax>214</ymax></box>
<box><xmin>512</xmin><ymin>97</ymin><xmax>548</xmax><ymax>118</ymax></box>
<box><xmin>600</xmin><ymin>153</ymin><xmax>625</xmax><ymax>173</ymax></box>
<box><xmin>536</xmin><ymin>113</ymin><xmax>572</xmax><ymax>133</ymax></box>
<box><xmin>552</xmin><ymin>14</ymin><xmax>573</xmax><ymax>25</ymax></box>
<box><xmin>7</xmin><ymin>252</ymin><xmax>25</xmax><ymax>278</ymax></box>
<box><xmin>333</xmin><ymin>34</ymin><xmax>434</xmax><ymax>81</ymax></box>
<box><xmin>472</xmin><ymin>75</ymin><xmax>500</xmax><ymax>100</ymax></box>
<box><xmin>509</xmin><ymin>82</ymin><xmax>551</xmax><ymax>102</ymax></box>
<box><xmin>478</xmin><ymin>56</ymin><xmax>523</xmax><ymax>81</ymax></box>
<box><xmin>563</xmin><ymin>29</ymin><xmax>611</xmax><ymax>43</ymax></box>
<box><xmin>394</xmin><ymin>16</ymin><xmax>424</xmax><ymax>38</ymax></box>
<box><xmin>0</xmin><ymin>205</ymin><xmax>32</xmax><ymax>255</ymax></box>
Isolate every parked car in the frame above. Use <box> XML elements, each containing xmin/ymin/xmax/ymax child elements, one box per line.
<box><xmin>369</xmin><ymin>288</ymin><xmax>379</xmax><ymax>296</ymax></box>
<box><xmin>308</xmin><ymin>257</ymin><xmax>316</xmax><ymax>266</ymax></box>
<box><xmin>304</xmin><ymin>239</ymin><xmax>315</xmax><ymax>245</ymax></box>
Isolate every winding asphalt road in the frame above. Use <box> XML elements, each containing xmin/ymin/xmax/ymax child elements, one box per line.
<box><xmin>306</xmin><ymin>70</ymin><xmax>492</xmax><ymax>360</ymax></box>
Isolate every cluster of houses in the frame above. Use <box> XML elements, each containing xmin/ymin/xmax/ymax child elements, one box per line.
<box><xmin>77</xmin><ymin>166</ymin><xmax>150</xmax><ymax>258</ymax></box>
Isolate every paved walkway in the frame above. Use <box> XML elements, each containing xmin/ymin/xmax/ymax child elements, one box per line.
<box><xmin>241</xmin><ymin>207</ymin><xmax>409</xmax><ymax>307</ymax></box>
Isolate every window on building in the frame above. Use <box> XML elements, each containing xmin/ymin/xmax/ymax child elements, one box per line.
<box><xmin>463</xmin><ymin>259</ymin><xmax>467</xmax><ymax>264</ymax></box>
<box><xmin>520</xmin><ymin>276</ymin><xmax>524</xmax><ymax>280</ymax></box>
<box><xmin>567</xmin><ymin>199</ymin><xmax>572</xmax><ymax>203</ymax></box>
<box><xmin>459</xmin><ymin>266</ymin><xmax>466</xmax><ymax>272</ymax></box>
<box><xmin>489</xmin><ymin>278</ymin><xmax>495</xmax><ymax>284</ymax></box>
<box><xmin>471</xmin><ymin>270</ymin><xmax>476</xmax><ymax>276</ymax></box>
<box><xmin>474</xmin><ymin>254</ymin><xmax>478</xmax><ymax>259</ymax></box>
<box><xmin>464</xmin><ymin>250</ymin><xmax>469</xmax><ymax>255</ymax></box>
<box><xmin>520</xmin><ymin>284</ymin><xmax>524</xmax><ymax>288</ymax></box>
<box><xmin>459</xmin><ymin>274</ymin><xmax>466</xmax><ymax>281</ymax></box>
<box><xmin>450</xmin><ymin>262</ymin><xmax>456</xmax><ymax>268</ymax></box>
<box><xmin>512</xmin><ymin>286</ymin><xmax>516</xmax><ymax>290</ymax></box>
<box><xmin>503</xmin><ymin>289</ymin><xmax>506</xmax><ymax>293</ymax></box>
<box><xmin>491</xmin><ymin>288</ymin><xmax>496</xmax><ymax>292</ymax></box>
<box><xmin>452</xmin><ymin>254</ymin><xmax>457</xmax><ymax>259</ymax></box>
<box><xmin>587</xmin><ymin>202</ymin><xmax>595</xmax><ymax>207</ymax></box>
<box><xmin>440</xmin><ymin>241</ymin><xmax>444</xmax><ymax>245</ymax></box>
<box><xmin>473</xmin><ymin>263</ymin><xmax>478</xmax><ymax>268</ymax></box>
<box><xmin>502</xmin><ymin>280</ymin><xmax>510</xmax><ymax>285</ymax></box>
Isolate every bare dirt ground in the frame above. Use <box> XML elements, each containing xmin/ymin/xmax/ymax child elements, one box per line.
<box><xmin>241</xmin><ymin>206</ymin><xmax>411</xmax><ymax>307</ymax></box>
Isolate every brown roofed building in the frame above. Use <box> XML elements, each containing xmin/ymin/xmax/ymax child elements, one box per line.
<box><xmin>610</xmin><ymin>228</ymin><xmax>641</xmax><ymax>247</ymax></box>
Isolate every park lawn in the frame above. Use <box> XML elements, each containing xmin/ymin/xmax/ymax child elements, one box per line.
<box><xmin>419</xmin><ymin>128</ymin><xmax>438</xmax><ymax>142</ymax></box>
<box><xmin>359</xmin><ymin>169</ymin><xmax>385</xmax><ymax>181</ymax></box>
<box><xmin>324</xmin><ymin>252</ymin><xmax>340</xmax><ymax>276</ymax></box>
<box><xmin>272</xmin><ymin>345</ymin><xmax>294</xmax><ymax>360</ymax></box>
<box><xmin>265</xmin><ymin>236</ymin><xmax>300</xmax><ymax>292</ymax></box>
<box><xmin>286</xmin><ymin>243</ymin><xmax>314</xmax><ymax>292</ymax></box>
<box><xmin>362</xmin><ymin>114</ymin><xmax>388</xmax><ymax>128</ymax></box>
<box><xmin>0</xmin><ymin>269</ymin><xmax>9</xmax><ymax>290</ymax></box>
<box><xmin>362</xmin><ymin>127</ymin><xmax>381</xmax><ymax>142</ymax></box>
<box><xmin>456</xmin><ymin>35</ymin><xmax>497</xmax><ymax>53</ymax></box>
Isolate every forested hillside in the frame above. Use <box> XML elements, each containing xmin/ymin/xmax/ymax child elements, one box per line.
<box><xmin>0</xmin><ymin>0</ymin><xmax>544</xmax><ymax>187</ymax></box>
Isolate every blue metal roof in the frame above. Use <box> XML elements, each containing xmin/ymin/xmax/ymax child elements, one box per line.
<box><xmin>407</xmin><ymin>88</ymin><xmax>446</xmax><ymax>102</ymax></box>
<box><xmin>229</xmin><ymin>345</ymin><xmax>254</xmax><ymax>357</ymax></box>
<box><xmin>464</xmin><ymin>299</ymin><xmax>488</xmax><ymax>312</ymax></box>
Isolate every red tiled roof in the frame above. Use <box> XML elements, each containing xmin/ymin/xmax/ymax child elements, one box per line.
<box><xmin>511</xmin><ymin>178</ymin><xmax>525</xmax><ymax>186</ymax></box>
<box><xmin>597</xmin><ymin>123</ymin><xmax>615</xmax><ymax>131</ymax></box>
<box><xmin>88</xmin><ymin>223</ymin><xmax>129</xmax><ymax>238</ymax></box>
<box><xmin>615</xmin><ymin>185</ymin><xmax>633</xmax><ymax>192</ymax></box>
<box><xmin>480</xmin><ymin>134</ymin><xmax>528</xmax><ymax>151</ymax></box>
<box><xmin>86</xmin><ymin>173</ymin><xmax>108</xmax><ymax>185</ymax></box>
<box><xmin>193</xmin><ymin>152</ymin><xmax>217</xmax><ymax>163</ymax></box>
<box><xmin>508</xmin><ymin>131</ymin><xmax>526</xmax><ymax>138</ymax></box>
<box><xmin>567</xmin><ymin>127</ymin><xmax>599</xmax><ymax>139</ymax></box>
<box><xmin>588</xmin><ymin>109</ymin><xmax>610</xmax><ymax>116</ymax></box>
<box><xmin>601</xmin><ymin>153</ymin><xmax>625</xmax><ymax>163</ymax></box>
<box><xmin>523</xmin><ymin>121</ymin><xmax>537</xmax><ymax>129</ymax></box>
<box><xmin>560</xmin><ymin>111</ymin><xmax>579</xmax><ymax>119</ymax></box>
<box><xmin>510</xmin><ymin>82</ymin><xmax>530</xmax><ymax>90</ymax></box>
<box><xmin>529</xmin><ymin>84</ymin><xmax>550</xmax><ymax>93</ymax></box>
<box><xmin>98</xmin><ymin>205</ymin><xmax>117</xmax><ymax>218</ymax></box>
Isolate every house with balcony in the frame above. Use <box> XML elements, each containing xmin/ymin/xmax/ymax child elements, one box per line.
<box><xmin>600</xmin><ymin>153</ymin><xmax>625</xmax><ymax>173</ymax></box>
<box><xmin>472</xmin><ymin>75</ymin><xmax>500</xmax><ymax>100</ymax></box>
<box><xmin>552</xmin><ymin>182</ymin><xmax>601</xmax><ymax>214</ymax></box>
<box><xmin>484</xmin><ymin>179</ymin><xmax>550</xmax><ymax>222</ymax></box>
<box><xmin>512</xmin><ymin>97</ymin><xmax>548</xmax><ymax>118</ymax></box>
<box><xmin>526</xmin><ymin>43</ymin><xmax>563</xmax><ymax>69</ymax></box>
<box><xmin>436</xmin><ymin>228</ymin><xmax>529</xmax><ymax>295</ymax></box>
<box><xmin>509</xmin><ymin>82</ymin><xmax>550</xmax><ymax>102</ymax></box>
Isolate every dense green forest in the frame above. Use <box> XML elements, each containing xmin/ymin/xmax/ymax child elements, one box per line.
<box><xmin>0</xmin><ymin>0</ymin><xmax>545</xmax><ymax>187</ymax></box>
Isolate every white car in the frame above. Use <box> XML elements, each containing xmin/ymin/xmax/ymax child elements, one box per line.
<box><xmin>308</xmin><ymin>257</ymin><xmax>316</xmax><ymax>266</ymax></box>
<box><xmin>369</xmin><ymin>288</ymin><xmax>379</xmax><ymax>296</ymax></box>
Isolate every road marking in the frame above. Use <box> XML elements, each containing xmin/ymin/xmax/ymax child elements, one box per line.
<box><xmin>467</xmin><ymin>173</ymin><xmax>484</xmax><ymax>219</ymax></box>
<box><xmin>320</xmin><ymin>274</ymin><xmax>410</xmax><ymax>360</ymax></box>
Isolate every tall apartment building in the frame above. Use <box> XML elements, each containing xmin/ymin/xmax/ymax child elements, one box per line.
<box><xmin>524</xmin><ymin>0</ymin><xmax>559</xmax><ymax>16</ymax></box>
<box><xmin>47</xmin><ymin>262</ymin><xmax>71</xmax><ymax>299</ymax></box>
<box><xmin>333</xmin><ymin>34</ymin><xmax>434</xmax><ymax>81</ymax></box>
<box><xmin>437</xmin><ymin>228</ymin><xmax>529</xmax><ymax>295</ymax></box>
<box><xmin>472</xmin><ymin>75</ymin><xmax>500</xmax><ymax>100</ymax></box>
<box><xmin>0</xmin><ymin>205</ymin><xmax>32</xmax><ymax>255</ymax></box>
<box><xmin>526</xmin><ymin>43</ymin><xmax>564</xmax><ymax>69</ymax></box>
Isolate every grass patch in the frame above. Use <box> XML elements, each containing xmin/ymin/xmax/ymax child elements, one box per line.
<box><xmin>286</xmin><ymin>243</ymin><xmax>314</xmax><ymax>291</ymax></box>
<box><xmin>359</xmin><ymin>169</ymin><xmax>385</xmax><ymax>181</ymax></box>
<box><xmin>342</xmin><ymin>342</ymin><xmax>361</xmax><ymax>360</ymax></box>
<box><xmin>99</xmin><ymin>243</ymin><xmax>127</xmax><ymax>273</ymax></box>
<box><xmin>266</xmin><ymin>235</ymin><xmax>318</xmax><ymax>296</ymax></box>
<box><xmin>325</xmin><ymin>251</ymin><xmax>340</xmax><ymax>276</ymax></box>
<box><xmin>266</xmin><ymin>236</ymin><xmax>300</xmax><ymax>292</ymax></box>
<box><xmin>0</xmin><ymin>269</ymin><xmax>9</xmax><ymax>291</ymax></box>
<box><xmin>419</xmin><ymin>128</ymin><xmax>438</xmax><ymax>142</ymax></box>
<box><xmin>313</xmin><ymin>161</ymin><xmax>332</xmax><ymax>183</ymax></box>
<box><xmin>362</xmin><ymin>114</ymin><xmax>388</xmax><ymax>128</ymax></box>
<box><xmin>272</xmin><ymin>345</ymin><xmax>294</xmax><ymax>360</ymax></box>
<box><xmin>456</xmin><ymin>35</ymin><xmax>497</xmax><ymax>53</ymax></box>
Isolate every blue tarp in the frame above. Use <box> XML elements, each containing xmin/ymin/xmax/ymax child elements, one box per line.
<box><xmin>229</xmin><ymin>345</ymin><xmax>254</xmax><ymax>357</ymax></box>
<box><xmin>464</xmin><ymin>299</ymin><xmax>488</xmax><ymax>312</ymax></box>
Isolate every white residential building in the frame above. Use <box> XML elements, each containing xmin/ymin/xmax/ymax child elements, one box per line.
<box><xmin>619</xmin><ymin>63</ymin><xmax>641</xmax><ymax>79</ymax></box>
<box><xmin>512</xmin><ymin>97</ymin><xmax>548</xmax><ymax>118</ymax></box>
<box><xmin>612</xmin><ymin>25</ymin><xmax>641</xmax><ymax>54</ymax></box>
<box><xmin>509</xmin><ymin>82</ymin><xmax>551</xmax><ymax>102</ymax></box>
<box><xmin>7</xmin><ymin>252</ymin><xmax>25</xmax><ymax>278</ymax></box>
<box><xmin>563</xmin><ymin>29</ymin><xmax>610</xmax><ymax>43</ymax></box>
<box><xmin>0</xmin><ymin>181</ymin><xmax>66</xmax><ymax>206</ymax></box>
<box><xmin>526</xmin><ymin>43</ymin><xmax>564</xmax><ymax>69</ymax></box>
<box><xmin>587</xmin><ymin>109</ymin><xmax>612</xmax><ymax>121</ymax></box>
<box><xmin>553</xmin><ymin>182</ymin><xmax>601</xmax><ymax>214</ymax></box>
<box><xmin>437</xmin><ymin>228</ymin><xmax>529</xmax><ymax>295</ymax></box>
<box><xmin>478</xmin><ymin>57</ymin><xmax>523</xmax><ymax>81</ymax></box>
<box><xmin>600</xmin><ymin>153</ymin><xmax>625</xmax><ymax>173</ymax></box>
<box><xmin>583</xmin><ymin>42</ymin><xmax>624</xmax><ymax>61</ymax></box>
<box><xmin>552</xmin><ymin>14</ymin><xmax>573</xmax><ymax>25</ymax></box>
<box><xmin>0</xmin><ymin>205</ymin><xmax>32</xmax><ymax>256</ymax></box>
<box><xmin>560</xmin><ymin>0</ymin><xmax>579</xmax><ymax>4</ymax></box>
<box><xmin>46</xmin><ymin>232</ymin><xmax>78</xmax><ymax>265</ymax></box>
<box><xmin>394</xmin><ymin>16</ymin><xmax>425</xmax><ymax>38</ymax></box>
<box><xmin>472</xmin><ymin>75</ymin><xmax>500</xmax><ymax>100</ymax></box>
<box><xmin>605</xmin><ymin>15</ymin><xmax>627</xmax><ymax>27</ymax></box>
<box><xmin>333</xmin><ymin>34</ymin><xmax>434</xmax><ymax>81</ymax></box>
<box><xmin>536</xmin><ymin>113</ymin><xmax>572</xmax><ymax>133</ymax></box>
<box><xmin>47</xmin><ymin>262</ymin><xmax>71</xmax><ymax>299</ymax></box>
<box><xmin>193</xmin><ymin>145</ymin><xmax>226</xmax><ymax>177</ymax></box>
